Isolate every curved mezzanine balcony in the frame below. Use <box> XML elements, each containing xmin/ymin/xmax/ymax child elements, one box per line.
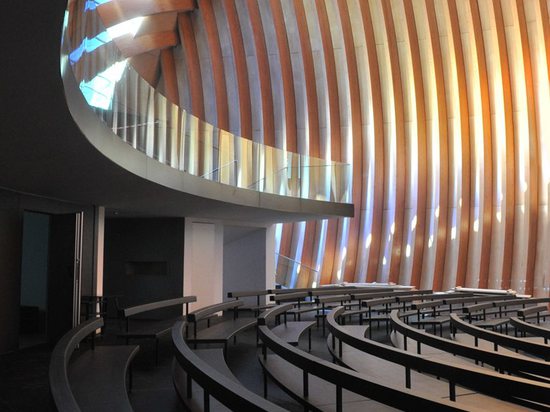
<box><xmin>57</xmin><ymin>0</ymin><xmax>353</xmax><ymax>222</ymax></box>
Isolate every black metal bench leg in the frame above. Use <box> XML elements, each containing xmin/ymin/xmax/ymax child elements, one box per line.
<box><xmin>263</xmin><ymin>369</ymin><xmax>268</xmax><ymax>398</ymax></box>
<box><xmin>128</xmin><ymin>365</ymin><xmax>133</xmax><ymax>393</ymax></box>
<box><xmin>308</xmin><ymin>328</ymin><xmax>312</xmax><ymax>352</ymax></box>
<box><xmin>203</xmin><ymin>390</ymin><xmax>210</xmax><ymax>412</ymax></box>
<box><xmin>187</xmin><ymin>374</ymin><xmax>192</xmax><ymax>399</ymax></box>
<box><xmin>155</xmin><ymin>338</ymin><xmax>159</xmax><ymax>365</ymax></box>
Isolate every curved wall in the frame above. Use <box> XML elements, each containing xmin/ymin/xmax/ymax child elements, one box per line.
<box><xmin>107</xmin><ymin>0</ymin><xmax>550</xmax><ymax>295</ymax></box>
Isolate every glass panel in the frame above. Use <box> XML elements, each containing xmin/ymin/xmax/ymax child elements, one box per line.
<box><xmin>275</xmin><ymin>254</ymin><xmax>320</xmax><ymax>289</ymax></box>
<box><xmin>62</xmin><ymin>0</ymin><xmax>351</xmax><ymax>203</ymax></box>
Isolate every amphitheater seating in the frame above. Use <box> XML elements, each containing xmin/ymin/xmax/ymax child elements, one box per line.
<box><xmin>327</xmin><ymin>306</ymin><xmax>549</xmax><ymax>410</ymax></box>
<box><xmin>258</xmin><ymin>303</ymin><xmax>470</xmax><ymax>411</ymax></box>
<box><xmin>51</xmin><ymin>288</ymin><xmax>550</xmax><ymax>412</ymax></box>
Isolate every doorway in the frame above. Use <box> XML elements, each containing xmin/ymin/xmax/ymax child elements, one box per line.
<box><xmin>19</xmin><ymin>211</ymin><xmax>83</xmax><ymax>348</ymax></box>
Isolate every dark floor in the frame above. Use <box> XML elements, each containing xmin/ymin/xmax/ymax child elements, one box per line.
<box><xmin>0</xmin><ymin>311</ymin><xmax>390</xmax><ymax>412</ymax></box>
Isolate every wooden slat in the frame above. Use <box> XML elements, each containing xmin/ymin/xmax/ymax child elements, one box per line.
<box><xmin>177</xmin><ymin>13</ymin><xmax>205</xmax><ymax>118</ymax></box>
<box><xmin>381</xmin><ymin>0</ymin><xmax>406</xmax><ymax>285</ymax></box>
<box><xmin>160</xmin><ymin>48</ymin><xmax>179</xmax><ymax>105</ymax></box>
<box><xmin>447</xmin><ymin>0</ymin><xmax>471</xmax><ymax>289</ymax></box>
<box><xmin>338</xmin><ymin>0</ymin><xmax>363</xmax><ymax>283</ymax></box>
<box><xmin>292</xmin><ymin>0</ymin><xmax>322</xmax><ymax>285</ymax></box>
<box><xmin>469</xmin><ymin>0</ymin><xmax>493</xmax><ymax>289</ymax></box>
<box><xmin>515</xmin><ymin>0</ymin><xmax>539</xmax><ymax>295</ymax></box>
<box><xmin>130</xmin><ymin>50</ymin><xmax>161</xmax><ymax>87</ymax></box>
<box><xmin>223</xmin><ymin>0</ymin><xmax>252</xmax><ymax>139</ymax></box>
<box><xmin>269</xmin><ymin>0</ymin><xmax>297</xmax><ymax>152</ymax></box>
<box><xmin>115</xmin><ymin>30</ymin><xmax>178</xmax><ymax>58</ymax></box>
<box><xmin>97</xmin><ymin>0</ymin><xmax>196</xmax><ymax>28</ymax></box>
<box><xmin>359</xmin><ymin>0</ymin><xmax>384</xmax><ymax>283</ymax></box>
<box><xmin>403</xmin><ymin>0</ymin><xmax>426</xmax><ymax>288</ymax></box>
<box><xmin>493</xmin><ymin>0</ymin><xmax>515</xmax><ymax>290</ymax></box>
<box><xmin>200</xmin><ymin>0</ymin><xmax>229</xmax><ymax>130</ymax></box>
<box><xmin>316</xmin><ymin>1</ymin><xmax>341</xmax><ymax>282</ymax></box>
<box><xmin>246</xmin><ymin>0</ymin><xmax>275</xmax><ymax>146</ymax></box>
<box><xmin>426</xmin><ymin>0</ymin><xmax>449</xmax><ymax>291</ymax></box>
<box><xmin>540</xmin><ymin>0</ymin><xmax>550</xmax><ymax>85</ymax></box>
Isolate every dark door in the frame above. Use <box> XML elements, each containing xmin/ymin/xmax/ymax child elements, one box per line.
<box><xmin>47</xmin><ymin>213</ymin><xmax>83</xmax><ymax>344</ymax></box>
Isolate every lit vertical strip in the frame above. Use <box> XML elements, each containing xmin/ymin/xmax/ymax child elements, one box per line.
<box><xmin>369</xmin><ymin>0</ymin><xmax>396</xmax><ymax>283</ymax></box>
<box><xmin>469</xmin><ymin>0</ymin><xmax>493</xmax><ymax>290</ymax></box>
<box><xmin>501</xmin><ymin>0</ymin><xmax>530</xmax><ymax>294</ymax></box>
<box><xmin>316</xmin><ymin>0</ymin><xmax>342</xmax><ymax>283</ymax></box>
<box><xmin>412</xmin><ymin>0</ymin><xmax>438</xmax><ymax>289</ymax></box>
<box><xmin>524</xmin><ymin>0</ymin><xmax>548</xmax><ymax>297</ymax></box>
<box><xmin>348</xmin><ymin>0</ymin><xmax>374</xmax><ymax>283</ymax></box>
<box><xmin>434</xmin><ymin>0</ymin><xmax>461</xmax><ymax>291</ymax></box>
<box><xmin>359</xmin><ymin>0</ymin><xmax>385</xmax><ymax>283</ymax></box>
<box><xmin>426</xmin><ymin>0</ymin><xmax>449</xmax><ymax>291</ymax></box>
<box><xmin>403</xmin><ymin>0</ymin><xmax>427</xmax><ymax>288</ymax></box>
<box><xmin>301</xmin><ymin>0</ymin><xmax>332</xmax><ymax>284</ymax></box>
<box><xmin>381</xmin><ymin>0</ymin><xmax>406</xmax><ymax>285</ymax></box>
<box><xmin>338</xmin><ymin>0</ymin><xmax>364</xmax><ymax>283</ymax></box>
<box><xmin>492</xmin><ymin>0</ymin><xmax>516</xmax><ymax>291</ymax></box>
<box><xmin>323</xmin><ymin>0</ymin><xmax>352</xmax><ymax>283</ymax></box>
<box><xmin>455</xmin><ymin>0</ymin><xmax>483</xmax><ymax>288</ymax></box>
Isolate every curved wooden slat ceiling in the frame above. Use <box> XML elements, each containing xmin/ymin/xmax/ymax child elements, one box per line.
<box><xmin>93</xmin><ymin>0</ymin><xmax>550</xmax><ymax>296</ymax></box>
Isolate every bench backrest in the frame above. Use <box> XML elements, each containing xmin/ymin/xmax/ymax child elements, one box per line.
<box><xmin>49</xmin><ymin>318</ymin><xmax>104</xmax><ymax>412</ymax></box>
<box><xmin>187</xmin><ymin>300</ymin><xmax>243</xmax><ymax>322</ymax></box>
<box><xmin>227</xmin><ymin>290</ymin><xmax>270</xmax><ymax>299</ymax></box>
<box><xmin>449</xmin><ymin>313</ymin><xmax>550</xmax><ymax>360</ymax></box>
<box><xmin>462</xmin><ymin>297</ymin><xmax>550</xmax><ymax>314</ymax></box>
<box><xmin>271</xmin><ymin>291</ymin><xmax>309</xmax><ymax>303</ymax></box>
<box><xmin>122</xmin><ymin>296</ymin><xmax>197</xmax><ymax>318</ymax></box>
<box><xmin>352</xmin><ymin>289</ymin><xmax>432</xmax><ymax>301</ymax></box>
<box><xmin>172</xmin><ymin>320</ymin><xmax>285</xmax><ymax>411</ymax></box>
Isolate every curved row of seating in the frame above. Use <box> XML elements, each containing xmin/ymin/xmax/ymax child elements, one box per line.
<box><xmin>257</xmin><ymin>303</ymin><xmax>469</xmax><ymax>411</ymax></box>
<box><xmin>50</xmin><ymin>287</ymin><xmax>550</xmax><ymax>411</ymax></box>
<box><xmin>327</xmin><ymin>307</ymin><xmax>549</xmax><ymax>410</ymax></box>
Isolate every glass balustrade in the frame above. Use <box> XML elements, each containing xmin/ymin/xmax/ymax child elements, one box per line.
<box><xmin>61</xmin><ymin>0</ymin><xmax>351</xmax><ymax>203</ymax></box>
<box><xmin>275</xmin><ymin>253</ymin><xmax>320</xmax><ymax>289</ymax></box>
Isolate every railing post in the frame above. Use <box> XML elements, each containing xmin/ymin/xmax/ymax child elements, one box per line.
<box><xmin>336</xmin><ymin>385</ymin><xmax>342</xmax><ymax>412</ymax></box>
<box><xmin>405</xmin><ymin>367</ymin><xmax>411</xmax><ymax>389</ymax></box>
<box><xmin>449</xmin><ymin>380</ymin><xmax>456</xmax><ymax>401</ymax></box>
<box><xmin>303</xmin><ymin>371</ymin><xmax>309</xmax><ymax>398</ymax></box>
<box><xmin>203</xmin><ymin>389</ymin><xmax>210</xmax><ymax>412</ymax></box>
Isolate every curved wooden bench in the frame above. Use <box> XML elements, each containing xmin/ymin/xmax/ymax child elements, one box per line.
<box><xmin>510</xmin><ymin>317</ymin><xmax>550</xmax><ymax>343</ymax></box>
<box><xmin>118</xmin><ymin>296</ymin><xmax>197</xmax><ymax>364</ymax></box>
<box><xmin>327</xmin><ymin>307</ymin><xmax>548</xmax><ymax>409</ymax></box>
<box><xmin>390</xmin><ymin>310</ymin><xmax>550</xmax><ymax>382</ymax></box>
<box><xmin>187</xmin><ymin>300</ymin><xmax>257</xmax><ymax>356</ymax></box>
<box><xmin>258</xmin><ymin>304</ymin><xmax>471</xmax><ymax>411</ymax></box>
<box><xmin>228</xmin><ymin>290</ymin><xmax>274</xmax><ymax>316</ymax></box>
<box><xmin>171</xmin><ymin>320</ymin><xmax>284</xmax><ymax>411</ymax></box>
<box><xmin>49</xmin><ymin>317</ymin><xmax>139</xmax><ymax>412</ymax></box>
<box><xmin>450</xmin><ymin>314</ymin><xmax>550</xmax><ymax>361</ymax></box>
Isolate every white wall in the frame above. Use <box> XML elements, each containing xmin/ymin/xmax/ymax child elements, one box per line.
<box><xmin>183</xmin><ymin>219</ymin><xmax>224</xmax><ymax>310</ymax></box>
<box><xmin>223</xmin><ymin>225</ymin><xmax>276</xmax><ymax>306</ymax></box>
